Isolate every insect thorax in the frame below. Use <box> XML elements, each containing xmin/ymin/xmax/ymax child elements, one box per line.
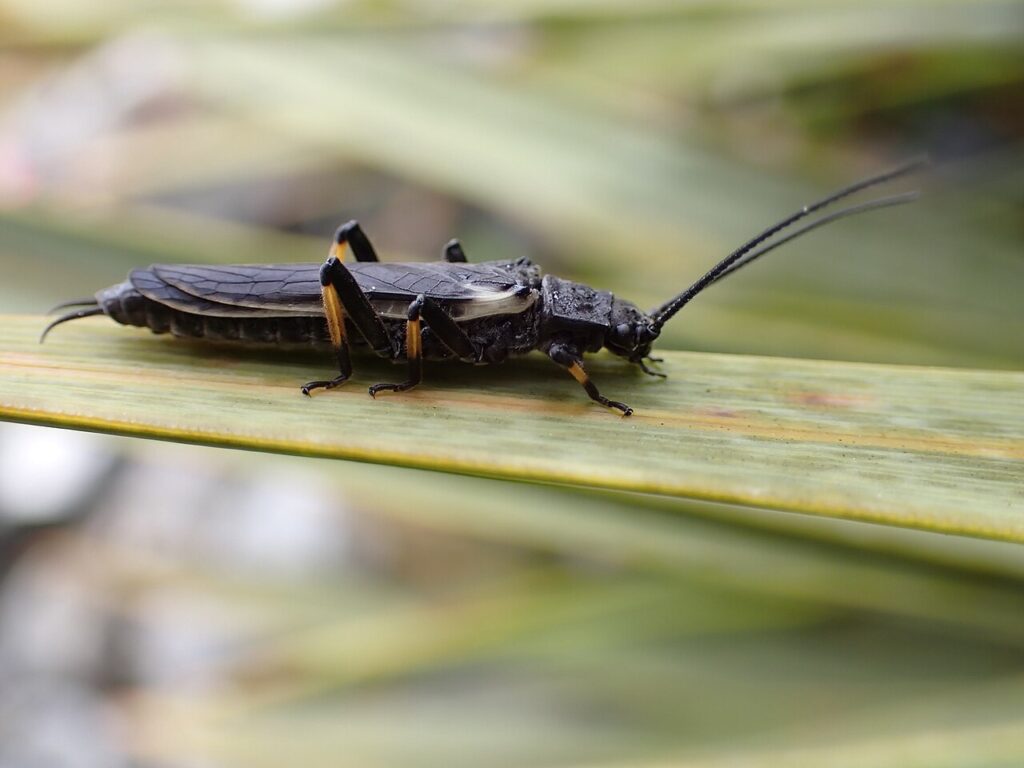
<box><xmin>539</xmin><ymin>275</ymin><xmax>614</xmax><ymax>350</ymax></box>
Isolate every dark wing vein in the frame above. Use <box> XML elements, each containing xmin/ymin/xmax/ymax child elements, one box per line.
<box><xmin>153</xmin><ymin>264</ymin><xmax>324</xmax><ymax>312</ymax></box>
<box><xmin>151</xmin><ymin>260</ymin><xmax>524</xmax><ymax>312</ymax></box>
<box><xmin>130</xmin><ymin>269</ymin><xmax>308</xmax><ymax>317</ymax></box>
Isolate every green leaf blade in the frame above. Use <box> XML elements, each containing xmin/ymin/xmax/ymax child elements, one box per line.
<box><xmin>2</xmin><ymin>314</ymin><xmax>1021</xmax><ymax>540</ymax></box>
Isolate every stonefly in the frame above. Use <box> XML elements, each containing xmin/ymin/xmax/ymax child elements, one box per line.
<box><xmin>43</xmin><ymin>158</ymin><xmax>924</xmax><ymax>415</ymax></box>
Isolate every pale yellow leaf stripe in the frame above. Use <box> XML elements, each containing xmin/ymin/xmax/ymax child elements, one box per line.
<box><xmin>1</xmin><ymin>315</ymin><xmax>1021</xmax><ymax>540</ymax></box>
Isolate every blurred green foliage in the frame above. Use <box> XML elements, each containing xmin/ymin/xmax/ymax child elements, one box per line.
<box><xmin>0</xmin><ymin>1</ymin><xmax>1022</xmax><ymax>766</ymax></box>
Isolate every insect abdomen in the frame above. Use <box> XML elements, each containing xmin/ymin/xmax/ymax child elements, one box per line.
<box><xmin>96</xmin><ymin>281</ymin><xmax>330</xmax><ymax>344</ymax></box>
<box><xmin>96</xmin><ymin>282</ymin><xmax>159</xmax><ymax>329</ymax></box>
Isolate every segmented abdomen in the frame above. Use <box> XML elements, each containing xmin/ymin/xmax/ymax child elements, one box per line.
<box><xmin>91</xmin><ymin>273</ymin><xmax>539</xmax><ymax>362</ymax></box>
<box><xmin>96</xmin><ymin>281</ymin><xmax>330</xmax><ymax>344</ymax></box>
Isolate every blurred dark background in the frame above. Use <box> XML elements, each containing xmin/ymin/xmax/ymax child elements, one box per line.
<box><xmin>1</xmin><ymin>2</ymin><xmax>1023</xmax><ymax>766</ymax></box>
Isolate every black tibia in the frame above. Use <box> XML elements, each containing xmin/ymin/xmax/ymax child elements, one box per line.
<box><xmin>302</xmin><ymin>250</ymin><xmax>394</xmax><ymax>395</ymax></box>
<box><xmin>548</xmin><ymin>343</ymin><xmax>633</xmax><ymax>416</ymax></box>
<box><xmin>301</xmin><ymin>279</ymin><xmax>353</xmax><ymax>395</ymax></box>
<box><xmin>442</xmin><ymin>239</ymin><xmax>468</xmax><ymax>263</ymax></box>
<box><xmin>335</xmin><ymin>220</ymin><xmax>380</xmax><ymax>263</ymax></box>
<box><xmin>319</xmin><ymin>254</ymin><xmax>392</xmax><ymax>355</ymax></box>
<box><xmin>419</xmin><ymin>297</ymin><xmax>479</xmax><ymax>361</ymax></box>
<box><xmin>302</xmin><ymin>266</ymin><xmax>354</xmax><ymax>395</ymax></box>
<box><xmin>369</xmin><ymin>295</ymin><xmax>480</xmax><ymax>397</ymax></box>
<box><xmin>369</xmin><ymin>296</ymin><xmax>424</xmax><ymax>398</ymax></box>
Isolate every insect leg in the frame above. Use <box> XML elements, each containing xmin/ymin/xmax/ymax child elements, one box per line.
<box><xmin>442</xmin><ymin>239</ymin><xmax>468</xmax><ymax>263</ymax></box>
<box><xmin>548</xmin><ymin>343</ymin><xmax>633</xmax><ymax>416</ymax></box>
<box><xmin>301</xmin><ymin>278</ymin><xmax>354</xmax><ymax>395</ymax></box>
<box><xmin>367</xmin><ymin>294</ymin><xmax>479</xmax><ymax>398</ymax></box>
<box><xmin>369</xmin><ymin>295</ymin><xmax>426</xmax><ymax>398</ymax></box>
<box><xmin>302</xmin><ymin>251</ymin><xmax>395</xmax><ymax>395</ymax></box>
<box><xmin>335</xmin><ymin>220</ymin><xmax>380</xmax><ymax>263</ymax></box>
<box><xmin>320</xmin><ymin>251</ymin><xmax>393</xmax><ymax>356</ymax></box>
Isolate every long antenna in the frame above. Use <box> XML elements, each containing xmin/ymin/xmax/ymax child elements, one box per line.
<box><xmin>650</xmin><ymin>156</ymin><xmax>927</xmax><ymax>331</ymax></box>
<box><xmin>707</xmin><ymin>191</ymin><xmax>919</xmax><ymax>287</ymax></box>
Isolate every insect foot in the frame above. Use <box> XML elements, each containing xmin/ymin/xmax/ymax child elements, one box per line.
<box><xmin>368</xmin><ymin>382</ymin><xmax>417</xmax><ymax>398</ymax></box>
<box><xmin>606</xmin><ymin>400</ymin><xmax>634</xmax><ymax>416</ymax></box>
<box><xmin>301</xmin><ymin>375</ymin><xmax>350</xmax><ymax>396</ymax></box>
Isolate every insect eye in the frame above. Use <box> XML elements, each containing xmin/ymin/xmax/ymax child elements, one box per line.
<box><xmin>613</xmin><ymin>323</ymin><xmax>633</xmax><ymax>344</ymax></box>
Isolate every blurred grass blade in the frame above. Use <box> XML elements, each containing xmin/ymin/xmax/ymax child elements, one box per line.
<box><xmin>0</xmin><ymin>315</ymin><xmax>1021</xmax><ymax>540</ymax></box>
<box><xmin>183</xmin><ymin>37</ymin><xmax>1024</xmax><ymax>367</ymax></box>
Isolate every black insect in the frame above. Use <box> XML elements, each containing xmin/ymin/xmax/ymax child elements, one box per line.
<box><xmin>44</xmin><ymin>159</ymin><xmax>924</xmax><ymax>415</ymax></box>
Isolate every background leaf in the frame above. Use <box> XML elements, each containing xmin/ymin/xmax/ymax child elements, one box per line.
<box><xmin>1</xmin><ymin>2</ymin><xmax>1023</xmax><ymax>766</ymax></box>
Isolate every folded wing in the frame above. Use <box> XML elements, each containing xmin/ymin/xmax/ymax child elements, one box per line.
<box><xmin>140</xmin><ymin>260</ymin><xmax>536</xmax><ymax>321</ymax></box>
<box><xmin>150</xmin><ymin>264</ymin><xmax>322</xmax><ymax>313</ymax></box>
